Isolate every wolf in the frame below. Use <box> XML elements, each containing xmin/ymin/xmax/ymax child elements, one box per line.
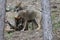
<box><xmin>15</xmin><ymin>5</ymin><xmax>42</xmax><ymax>31</ymax></box>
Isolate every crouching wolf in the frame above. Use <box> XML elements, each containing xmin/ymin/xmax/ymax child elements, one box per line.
<box><xmin>15</xmin><ymin>5</ymin><xmax>42</xmax><ymax>31</ymax></box>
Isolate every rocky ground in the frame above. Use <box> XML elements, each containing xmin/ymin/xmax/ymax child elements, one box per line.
<box><xmin>4</xmin><ymin>30</ymin><xmax>43</xmax><ymax>40</ymax></box>
<box><xmin>4</xmin><ymin>0</ymin><xmax>60</xmax><ymax>40</ymax></box>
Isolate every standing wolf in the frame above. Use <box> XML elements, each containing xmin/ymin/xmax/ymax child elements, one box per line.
<box><xmin>15</xmin><ymin>5</ymin><xmax>42</xmax><ymax>31</ymax></box>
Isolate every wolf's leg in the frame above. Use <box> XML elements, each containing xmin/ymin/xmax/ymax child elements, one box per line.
<box><xmin>21</xmin><ymin>20</ymin><xmax>27</xmax><ymax>31</ymax></box>
<box><xmin>35</xmin><ymin>19</ymin><xmax>41</xmax><ymax>30</ymax></box>
<box><xmin>24</xmin><ymin>22</ymin><xmax>28</xmax><ymax>31</ymax></box>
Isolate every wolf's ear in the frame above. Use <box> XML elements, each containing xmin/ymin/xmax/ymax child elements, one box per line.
<box><xmin>15</xmin><ymin>1</ymin><xmax>22</xmax><ymax>8</ymax></box>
